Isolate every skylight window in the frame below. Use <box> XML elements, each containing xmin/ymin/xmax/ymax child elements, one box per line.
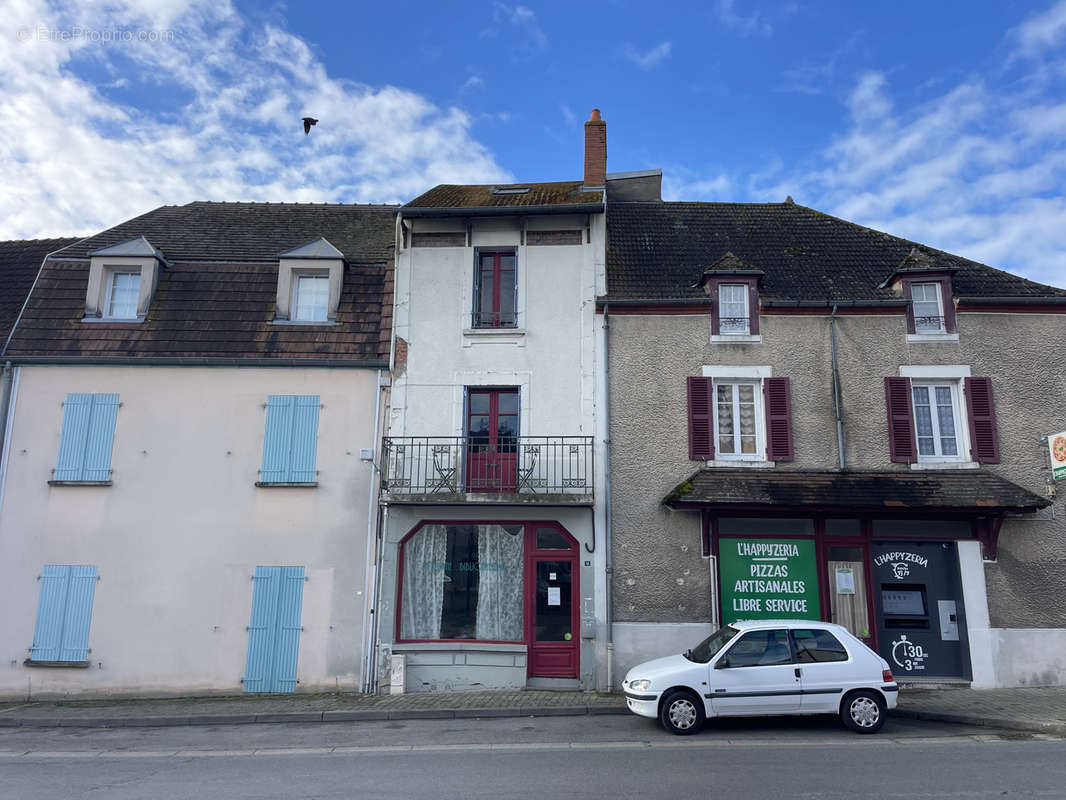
<box><xmin>492</xmin><ymin>187</ymin><xmax>531</xmax><ymax>195</ymax></box>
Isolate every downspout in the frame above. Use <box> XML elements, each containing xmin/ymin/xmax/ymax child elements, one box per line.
<box><xmin>360</xmin><ymin>369</ymin><xmax>386</xmax><ymax>692</ymax></box>
<box><xmin>829</xmin><ymin>305</ymin><xmax>846</xmax><ymax>470</ymax></box>
<box><xmin>0</xmin><ymin>362</ymin><xmax>16</xmax><ymax>518</ymax></box>
<box><xmin>603</xmin><ymin>303</ymin><xmax>615</xmax><ymax>690</ymax></box>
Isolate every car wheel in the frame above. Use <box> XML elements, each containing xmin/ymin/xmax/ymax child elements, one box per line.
<box><xmin>841</xmin><ymin>690</ymin><xmax>886</xmax><ymax>734</ymax></box>
<box><xmin>659</xmin><ymin>689</ymin><xmax>705</xmax><ymax>736</ymax></box>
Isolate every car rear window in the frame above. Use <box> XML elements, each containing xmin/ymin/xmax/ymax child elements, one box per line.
<box><xmin>790</xmin><ymin>629</ymin><xmax>848</xmax><ymax>663</ymax></box>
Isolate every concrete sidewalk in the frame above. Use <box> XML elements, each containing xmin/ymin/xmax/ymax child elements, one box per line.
<box><xmin>0</xmin><ymin>687</ymin><xmax>1064</xmax><ymax>735</ymax></box>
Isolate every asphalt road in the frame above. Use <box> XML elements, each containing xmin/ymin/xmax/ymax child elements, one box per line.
<box><xmin>1</xmin><ymin>714</ymin><xmax>1063</xmax><ymax>799</ymax></box>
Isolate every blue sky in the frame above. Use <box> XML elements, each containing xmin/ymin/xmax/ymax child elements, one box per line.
<box><xmin>2</xmin><ymin>0</ymin><xmax>1065</xmax><ymax>287</ymax></box>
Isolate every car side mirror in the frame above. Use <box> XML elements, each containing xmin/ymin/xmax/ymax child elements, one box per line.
<box><xmin>714</xmin><ymin>657</ymin><xmax>730</xmax><ymax>670</ymax></box>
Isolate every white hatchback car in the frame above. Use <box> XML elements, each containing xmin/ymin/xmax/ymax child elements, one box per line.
<box><xmin>623</xmin><ymin>620</ymin><xmax>898</xmax><ymax>735</ymax></box>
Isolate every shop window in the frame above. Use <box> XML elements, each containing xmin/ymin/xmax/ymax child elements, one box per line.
<box><xmin>717</xmin><ymin>518</ymin><xmax>815</xmax><ymax>536</ymax></box>
<box><xmin>790</xmin><ymin>629</ymin><xmax>849</xmax><ymax>663</ymax></box>
<box><xmin>720</xmin><ymin>629</ymin><xmax>792</xmax><ymax>668</ymax></box>
<box><xmin>825</xmin><ymin>519</ymin><xmax>862</xmax><ymax>536</ymax></box>
<box><xmin>536</xmin><ymin>527</ymin><xmax>572</xmax><ymax>550</ymax></box>
<box><xmin>400</xmin><ymin>524</ymin><xmax>524</xmax><ymax>641</ymax></box>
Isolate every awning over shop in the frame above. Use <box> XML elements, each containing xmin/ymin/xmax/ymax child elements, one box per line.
<box><xmin>664</xmin><ymin>470</ymin><xmax>1049</xmax><ymax>514</ymax></box>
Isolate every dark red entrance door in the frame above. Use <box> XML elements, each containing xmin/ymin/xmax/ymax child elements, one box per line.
<box><xmin>466</xmin><ymin>389</ymin><xmax>518</xmax><ymax>492</ymax></box>
<box><xmin>526</xmin><ymin>526</ymin><xmax>579</xmax><ymax>678</ymax></box>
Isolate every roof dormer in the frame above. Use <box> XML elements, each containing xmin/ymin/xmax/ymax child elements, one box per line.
<box><xmin>698</xmin><ymin>252</ymin><xmax>765</xmax><ymax>342</ymax></box>
<box><xmin>275</xmin><ymin>237</ymin><xmax>345</xmax><ymax>324</ymax></box>
<box><xmin>84</xmin><ymin>236</ymin><xmax>166</xmax><ymax>322</ymax></box>
<box><xmin>880</xmin><ymin>248</ymin><xmax>959</xmax><ymax>341</ymax></box>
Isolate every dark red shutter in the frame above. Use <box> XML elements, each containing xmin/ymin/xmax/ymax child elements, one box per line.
<box><xmin>901</xmin><ymin>279</ymin><xmax>916</xmax><ymax>334</ymax></box>
<box><xmin>748</xmin><ymin>281</ymin><xmax>760</xmax><ymax>335</ymax></box>
<box><xmin>687</xmin><ymin>377</ymin><xmax>715</xmax><ymax>460</ymax></box>
<box><xmin>885</xmin><ymin>377</ymin><xmax>916</xmax><ymax>463</ymax></box>
<box><xmin>941</xmin><ymin>279</ymin><xmax>957</xmax><ymax>333</ymax></box>
<box><xmin>965</xmin><ymin>377</ymin><xmax>1000</xmax><ymax>463</ymax></box>
<box><xmin>709</xmin><ymin>283</ymin><xmax>721</xmax><ymax>336</ymax></box>
<box><xmin>763</xmin><ymin>377</ymin><xmax>793</xmax><ymax>461</ymax></box>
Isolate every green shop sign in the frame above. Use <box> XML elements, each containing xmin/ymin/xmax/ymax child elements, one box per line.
<box><xmin>719</xmin><ymin>538</ymin><xmax>820</xmax><ymax>624</ymax></box>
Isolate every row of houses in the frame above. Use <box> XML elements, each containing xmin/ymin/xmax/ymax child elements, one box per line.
<box><xmin>1</xmin><ymin>111</ymin><xmax>1064</xmax><ymax>698</ymax></box>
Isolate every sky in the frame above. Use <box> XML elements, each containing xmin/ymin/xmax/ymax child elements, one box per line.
<box><xmin>2</xmin><ymin>0</ymin><xmax>1065</xmax><ymax>287</ymax></box>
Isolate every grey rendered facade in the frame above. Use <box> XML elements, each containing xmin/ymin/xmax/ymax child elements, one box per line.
<box><xmin>603</xmin><ymin>198</ymin><xmax>1066</xmax><ymax>688</ymax></box>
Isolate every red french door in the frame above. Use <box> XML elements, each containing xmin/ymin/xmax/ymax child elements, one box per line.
<box><xmin>466</xmin><ymin>389</ymin><xmax>518</xmax><ymax>492</ymax></box>
<box><xmin>526</xmin><ymin>526</ymin><xmax>580</xmax><ymax>678</ymax></box>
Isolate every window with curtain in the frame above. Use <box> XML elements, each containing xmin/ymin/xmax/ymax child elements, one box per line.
<box><xmin>400</xmin><ymin>524</ymin><xmax>524</xmax><ymax>641</ymax></box>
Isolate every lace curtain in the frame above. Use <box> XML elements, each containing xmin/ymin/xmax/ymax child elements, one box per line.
<box><xmin>401</xmin><ymin>524</ymin><xmax>448</xmax><ymax>639</ymax></box>
<box><xmin>475</xmin><ymin>525</ymin><xmax>524</xmax><ymax>641</ymax></box>
<box><xmin>829</xmin><ymin>560</ymin><xmax>869</xmax><ymax>638</ymax></box>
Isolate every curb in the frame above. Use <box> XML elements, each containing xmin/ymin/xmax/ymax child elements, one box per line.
<box><xmin>890</xmin><ymin>708</ymin><xmax>1066</xmax><ymax>737</ymax></box>
<box><xmin>0</xmin><ymin>704</ymin><xmax>629</xmax><ymax>729</ymax></box>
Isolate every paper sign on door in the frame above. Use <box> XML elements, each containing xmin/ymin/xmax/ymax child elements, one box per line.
<box><xmin>548</xmin><ymin>587</ymin><xmax>561</xmax><ymax>606</ymax></box>
<box><xmin>835</xmin><ymin>568</ymin><xmax>855</xmax><ymax>595</ymax></box>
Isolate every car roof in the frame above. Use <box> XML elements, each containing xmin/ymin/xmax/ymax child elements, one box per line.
<box><xmin>727</xmin><ymin>619</ymin><xmax>850</xmax><ymax>634</ymax></box>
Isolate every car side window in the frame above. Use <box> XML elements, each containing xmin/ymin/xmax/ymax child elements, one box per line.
<box><xmin>720</xmin><ymin>629</ymin><xmax>793</xmax><ymax>668</ymax></box>
<box><xmin>790</xmin><ymin>629</ymin><xmax>849</xmax><ymax>663</ymax></box>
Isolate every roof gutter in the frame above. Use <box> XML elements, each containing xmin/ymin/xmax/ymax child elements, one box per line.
<box><xmin>956</xmin><ymin>296</ymin><xmax>1066</xmax><ymax>305</ymax></box>
<box><xmin>2</xmin><ymin>356</ymin><xmax>389</xmax><ymax>368</ymax></box>
<box><xmin>400</xmin><ymin>203</ymin><xmax>605</xmax><ymax>219</ymax></box>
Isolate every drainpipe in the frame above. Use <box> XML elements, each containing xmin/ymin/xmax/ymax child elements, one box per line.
<box><xmin>829</xmin><ymin>306</ymin><xmax>846</xmax><ymax>470</ymax></box>
<box><xmin>361</xmin><ymin>369</ymin><xmax>387</xmax><ymax>693</ymax></box>
<box><xmin>602</xmin><ymin>304</ymin><xmax>615</xmax><ymax>690</ymax></box>
<box><xmin>0</xmin><ymin>362</ymin><xmax>15</xmax><ymax>516</ymax></box>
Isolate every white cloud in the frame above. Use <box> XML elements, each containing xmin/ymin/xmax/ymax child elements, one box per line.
<box><xmin>481</xmin><ymin>3</ymin><xmax>548</xmax><ymax>55</ymax></box>
<box><xmin>623</xmin><ymin>41</ymin><xmax>672</xmax><ymax>70</ymax></box>
<box><xmin>713</xmin><ymin>0</ymin><xmax>772</xmax><ymax>37</ymax></box>
<box><xmin>1008</xmin><ymin>0</ymin><xmax>1066</xmax><ymax>59</ymax></box>
<box><xmin>0</xmin><ymin>0</ymin><xmax>510</xmax><ymax>239</ymax></box>
<box><xmin>750</xmin><ymin>70</ymin><xmax>1066</xmax><ymax>288</ymax></box>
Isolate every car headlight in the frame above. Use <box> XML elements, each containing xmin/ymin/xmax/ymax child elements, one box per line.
<box><xmin>629</xmin><ymin>679</ymin><xmax>652</xmax><ymax>692</ymax></box>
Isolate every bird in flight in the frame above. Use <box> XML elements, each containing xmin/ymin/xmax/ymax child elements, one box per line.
<box><xmin>302</xmin><ymin>117</ymin><xmax>319</xmax><ymax>135</ymax></box>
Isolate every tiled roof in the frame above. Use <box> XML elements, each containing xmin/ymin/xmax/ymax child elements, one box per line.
<box><xmin>4</xmin><ymin>204</ymin><xmax>396</xmax><ymax>363</ymax></box>
<box><xmin>664</xmin><ymin>469</ymin><xmax>1049</xmax><ymax>513</ymax></box>
<box><xmin>50</xmin><ymin>202</ymin><xmax>397</xmax><ymax>263</ymax></box>
<box><xmin>404</xmin><ymin>181</ymin><xmax>603</xmax><ymax>210</ymax></box>
<box><xmin>606</xmin><ymin>201</ymin><xmax>1066</xmax><ymax>302</ymax></box>
<box><xmin>0</xmin><ymin>238</ymin><xmax>81</xmax><ymax>345</ymax></box>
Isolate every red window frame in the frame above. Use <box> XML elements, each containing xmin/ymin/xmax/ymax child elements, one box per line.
<box><xmin>473</xmin><ymin>249</ymin><xmax>517</xmax><ymax>328</ymax></box>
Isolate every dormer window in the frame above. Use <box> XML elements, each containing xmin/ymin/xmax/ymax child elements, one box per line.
<box><xmin>718</xmin><ymin>284</ymin><xmax>750</xmax><ymax>335</ymax></box>
<box><xmin>107</xmin><ymin>271</ymin><xmax>141</xmax><ymax>319</ymax></box>
<box><xmin>292</xmin><ymin>273</ymin><xmax>329</xmax><ymax>322</ymax></box>
<box><xmin>911</xmin><ymin>282</ymin><xmax>945</xmax><ymax>334</ymax></box>
<box><xmin>275</xmin><ymin>238</ymin><xmax>344</xmax><ymax>325</ymax></box>
<box><xmin>83</xmin><ymin>237</ymin><xmax>165</xmax><ymax>323</ymax></box>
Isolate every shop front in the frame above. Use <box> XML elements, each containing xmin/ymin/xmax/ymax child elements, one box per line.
<box><xmin>668</xmin><ymin>470</ymin><xmax>1050</xmax><ymax>683</ymax></box>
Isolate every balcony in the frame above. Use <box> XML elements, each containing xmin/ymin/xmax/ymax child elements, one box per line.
<box><xmin>379</xmin><ymin>436</ymin><xmax>594</xmax><ymax>505</ymax></box>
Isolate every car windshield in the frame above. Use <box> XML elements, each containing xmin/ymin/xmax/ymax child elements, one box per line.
<box><xmin>685</xmin><ymin>625</ymin><xmax>740</xmax><ymax>664</ymax></box>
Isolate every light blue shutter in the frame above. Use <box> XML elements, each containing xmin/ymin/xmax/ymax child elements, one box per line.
<box><xmin>83</xmin><ymin>395</ymin><xmax>120</xmax><ymax>481</ymax></box>
<box><xmin>30</xmin><ymin>565</ymin><xmax>97</xmax><ymax>662</ymax></box>
<box><xmin>289</xmin><ymin>397</ymin><xmax>320</xmax><ymax>483</ymax></box>
<box><xmin>60</xmin><ymin>566</ymin><xmax>98</xmax><ymax>661</ymax></box>
<box><xmin>53</xmin><ymin>394</ymin><xmax>119</xmax><ymax>481</ymax></box>
<box><xmin>243</xmin><ymin>566</ymin><xmax>305</xmax><ymax>693</ymax></box>
<box><xmin>243</xmin><ymin>566</ymin><xmax>281</xmax><ymax>692</ymax></box>
<box><xmin>260</xmin><ymin>395</ymin><xmax>319</xmax><ymax>483</ymax></box>
<box><xmin>273</xmin><ymin>567</ymin><xmax>306</xmax><ymax>693</ymax></box>
<box><xmin>30</xmin><ymin>565</ymin><xmax>71</xmax><ymax>660</ymax></box>
<box><xmin>54</xmin><ymin>395</ymin><xmax>92</xmax><ymax>481</ymax></box>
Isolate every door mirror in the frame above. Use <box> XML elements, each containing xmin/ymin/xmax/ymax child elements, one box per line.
<box><xmin>714</xmin><ymin>656</ymin><xmax>731</xmax><ymax>670</ymax></box>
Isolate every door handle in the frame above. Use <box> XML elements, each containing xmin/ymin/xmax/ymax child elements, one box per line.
<box><xmin>794</xmin><ymin>668</ymin><xmax>802</xmax><ymax>679</ymax></box>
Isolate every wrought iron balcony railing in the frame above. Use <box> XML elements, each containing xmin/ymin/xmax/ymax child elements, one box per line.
<box><xmin>380</xmin><ymin>436</ymin><xmax>593</xmax><ymax>502</ymax></box>
<box><xmin>913</xmin><ymin>315</ymin><xmax>946</xmax><ymax>333</ymax></box>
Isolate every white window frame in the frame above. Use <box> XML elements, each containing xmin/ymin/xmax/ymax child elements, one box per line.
<box><xmin>899</xmin><ymin>366</ymin><xmax>977</xmax><ymax>469</ymax></box>
<box><xmin>910</xmin><ymin>380</ymin><xmax>964</xmax><ymax>463</ymax></box>
<box><xmin>911</xmin><ymin>282</ymin><xmax>945</xmax><ymax>334</ymax></box>
<box><xmin>713</xmin><ymin>379</ymin><xmax>762</xmax><ymax>461</ymax></box>
<box><xmin>105</xmin><ymin>269</ymin><xmax>141</xmax><ymax>319</ymax></box>
<box><xmin>291</xmin><ymin>271</ymin><xmax>330</xmax><ymax>322</ymax></box>
<box><xmin>701</xmin><ymin>366</ymin><xmax>772</xmax><ymax>466</ymax></box>
<box><xmin>718</xmin><ymin>283</ymin><xmax>750</xmax><ymax>336</ymax></box>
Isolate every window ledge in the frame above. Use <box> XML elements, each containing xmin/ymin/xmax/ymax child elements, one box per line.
<box><xmin>910</xmin><ymin>461</ymin><xmax>980</xmax><ymax>470</ymax></box>
<box><xmin>711</xmin><ymin>334</ymin><xmax>762</xmax><ymax>343</ymax></box>
<box><xmin>80</xmin><ymin>315</ymin><xmax>145</xmax><ymax>324</ymax></box>
<box><xmin>705</xmin><ymin>459</ymin><xmax>775</xmax><ymax>469</ymax></box>
<box><xmin>48</xmin><ymin>480</ymin><xmax>113</xmax><ymax>486</ymax></box>
<box><xmin>271</xmin><ymin>319</ymin><xmax>339</xmax><ymax>326</ymax></box>
<box><xmin>24</xmin><ymin>659</ymin><xmax>90</xmax><ymax>668</ymax></box>
<box><xmin>255</xmin><ymin>481</ymin><xmax>318</xmax><ymax>488</ymax></box>
<box><xmin>463</xmin><ymin>327</ymin><xmax>526</xmax><ymax>337</ymax></box>
<box><xmin>392</xmin><ymin>642</ymin><xmax>526</xmax><ymax>653</ymax></box>
<box><xmin>907</xmin><ymin>332</ymin><xmax>959</xmax><ymax>343</ymax></box>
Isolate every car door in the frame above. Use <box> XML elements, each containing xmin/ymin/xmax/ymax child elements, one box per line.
<box><xmin>708</xmin><ymin>629</ymin><xmax>802</xmax><ymax>716</ymax></box>
<box><xmin>790</xmin><ymin>628</ymin><xmax>850</xmax><ymax>713</ymax></box>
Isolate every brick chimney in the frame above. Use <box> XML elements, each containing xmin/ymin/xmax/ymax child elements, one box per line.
<box><xmin>583</xmin><ymin>108</ymin><xmax>606</xmax><ymax>188</ymax></box>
